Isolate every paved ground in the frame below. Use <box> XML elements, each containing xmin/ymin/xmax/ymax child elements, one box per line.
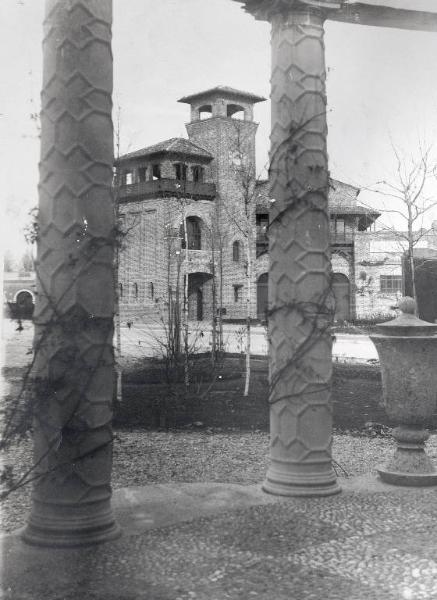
<box><xmin>122</xmin><ymin>322</ymin><xmax>378</xmax><ymax>362</ymax></box>
<box><xmin>3</xmin><ymin>477</ymin><xmax>437</xmax><ymax>599</ymax></box>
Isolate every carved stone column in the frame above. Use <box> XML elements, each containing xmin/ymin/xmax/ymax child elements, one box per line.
<box><xmin>238</xmin><ymin>1</ymin><xmax>340</xmax><ymax>496</ymax></box>
<box><xmin>22</xmin><ymin>0</ymin><xmax>120</xmax><ymax>546</ymax></box>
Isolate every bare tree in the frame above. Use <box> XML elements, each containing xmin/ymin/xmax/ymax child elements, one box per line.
<box><xmin>223</xmin><ymin>121</ymin><xmax>259</xmax><ymax>396</ymax></box>
<box><xmin>208</xmin><ymin>205</ymin><xmax>225</xmax><ymax>363</ymax></box>
<box><xmin>113</xmin><ymin>104</ymin><xmax>123</xmax><ymax>403</ymax></box>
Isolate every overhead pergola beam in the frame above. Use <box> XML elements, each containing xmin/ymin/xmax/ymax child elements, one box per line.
<box><xmin>236</xmin><ymin>0</ymin><xmax>437</xmax><ymax>31</ymax></box>
<box><xmin>331</xmin><ymin>1</ymin><xmax>437</xmax><ymax>32</ymax></box>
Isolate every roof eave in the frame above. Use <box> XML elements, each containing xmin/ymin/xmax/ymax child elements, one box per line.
<box><xmin>178</xmin><ymin>88</ymin><xmax>266</xmax><ymax>105</ymax></box>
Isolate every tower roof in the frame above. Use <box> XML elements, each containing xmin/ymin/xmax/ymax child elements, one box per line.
<box><xmin>118</xmin><ymin>137</ymin><xmax>213</xmax><ymax>162</ymax></box>
<box><xmin>178</xmin><ymin>86</ymin><xmax>266</xmax><ymax>105</ymax></box>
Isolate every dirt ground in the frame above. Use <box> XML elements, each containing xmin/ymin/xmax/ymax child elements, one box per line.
<box><xmin>116</xmin><ymin>355</ymin><xmax>389</xmax><ymax>432</ymax></box>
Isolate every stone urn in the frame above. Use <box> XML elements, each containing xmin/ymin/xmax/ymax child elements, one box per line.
<box><xmin>369</xmin><ymin>297</ymin><xmax>437</xmax><ymax>486</ymax></box>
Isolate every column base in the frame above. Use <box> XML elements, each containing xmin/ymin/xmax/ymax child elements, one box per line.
<box><xmin>21</xmin><ymin>499</ymin><xmax>121</xmax><ymax>548</ymax></box>
<box><xmin>262</xmin><ymin>467</ymin><xmax>341</xmax><ymax>497</ymax></box>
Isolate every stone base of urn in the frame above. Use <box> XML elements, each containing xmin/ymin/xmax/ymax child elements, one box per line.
<box><xmin>377</xmin><ymin>425</ymin><xmax>437</xmax><ymax>487</ymax></box>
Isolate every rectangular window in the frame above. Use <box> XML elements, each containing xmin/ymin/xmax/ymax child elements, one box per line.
<box><xmin>122</xmin><ymin>170</ymin><xmax>133</xmax><ymax>185</ymax></box>
<box><xmin>380</xmin><ymin>275</ymin><xmax>402</xmax><ymax>294</ymax></box>
<box><xmin>152</xmin><ymin>164</ymin><xmax>161</xmax><ymax>180</ymax></box>
<box><xmin>192</xmin><ymin>166</ymin><xmax>204</xmax><ymax>182</ymax></box>
<box><xmin>256</xmin><ymin>213</ymin><xmax>269</xmax><ymax>257</ymax></box>
<box><xmin>138</xmin><ymin>167</ymin><xmax>147</xmax><ymax>182</ymax></box>
<box><xmin>330</xmin><ymin>217</ymin><xmax>351</xmax><ymax>244</ymax></box>
<box><xmin>175</xmin><ymin>163</ymin><xmax>187</xmax><ymax>181</ymax></box>
<box><xmin>336</xmin><ymin>219</ymin><xmax>345</xmax><ymax>236</ymax></box>
<box><xmin>233</xmin><ymin>284</ymin><xmax>243</xmax><ymax>303</ymax></box>
<box><xmin>330</xmin><ymin>218</ymin><xmax>345</xmax><ymax>234</ymax></box>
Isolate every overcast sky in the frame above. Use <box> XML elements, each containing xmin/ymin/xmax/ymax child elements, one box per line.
<box><xmin>2</xmin><ymin>0</ymin><xmax>437</xmax><ymax>258</ymax></box>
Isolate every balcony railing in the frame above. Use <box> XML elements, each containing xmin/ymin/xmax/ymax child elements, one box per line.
<box><xmin>184</xmin><ymin>249</ymin><xmax>218</xmax><ymax>274</ymax></box>
<box><xmin>330</xmin><ymin>231</ymin><xmax>355</xmax><ymax>245</ymax></box>
<box><xmin>254</xmin><ymin>231</ymin><xmax>354</xmax><ymax>258</ymax></box>
<box><xmin>118</xmin><ymin>178</ymin><xmax>216</xmax><ymax>201</ymax></box>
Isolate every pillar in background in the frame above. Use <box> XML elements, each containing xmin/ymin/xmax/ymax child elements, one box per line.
<box><xmin>22</xmin><ymin>0</ymin><xmax>120</xmax><ymax>546</ymax></box>
<box><xmin>238</xmin><ymin>0</ymin><xmax>340</xmax><ymax>496</ymax></box>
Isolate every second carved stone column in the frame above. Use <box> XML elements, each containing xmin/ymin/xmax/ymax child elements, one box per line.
<box><xmin>240</xmin><ymin>1</ymin><xmax>340</xmax><ymax>496</ymax></box>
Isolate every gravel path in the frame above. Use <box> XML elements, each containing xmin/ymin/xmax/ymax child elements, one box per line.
<box><xmin>1</xmin><ymin>429</ymin><xmax>425</xmax><ymax>534</ymax></box>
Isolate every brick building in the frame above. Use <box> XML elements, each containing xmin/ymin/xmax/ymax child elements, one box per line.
<box><xmin>354</xmin><ymin>226</ymin><xmax>437</xmax><ymax>318</ymax></box>
<box><xmin>116</xmin><ymin>86</ymin><xmax>383</xmax><ymax>324</ymax></box>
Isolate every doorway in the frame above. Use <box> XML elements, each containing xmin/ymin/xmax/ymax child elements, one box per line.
<box><xmin>332</xmin><ymin>273</ymin><xmax>350</xmax><ymax>321</ymax></box>
<box><xmin>257</xmin><ymin>273</ymin><xmax>268</xmax><ymax>320</ymax></box>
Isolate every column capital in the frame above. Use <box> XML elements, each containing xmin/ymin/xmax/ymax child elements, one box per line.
<box><xmin>234</xmin><ymin>0</ymin><xmax>341</xmax><ymax>21</ymax></box>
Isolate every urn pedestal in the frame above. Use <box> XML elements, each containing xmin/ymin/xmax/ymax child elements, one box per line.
<box><xmin>370</xmin><ymin>298</ymin><xmax>437</xmax><ymax>486</ymax></box>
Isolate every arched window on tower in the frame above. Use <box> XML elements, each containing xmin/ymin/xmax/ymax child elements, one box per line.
<box><xmin>227</xmin><ymin>103</ymin><xmax>245</xmax><ymax>120</ymax></box>
<box><xmin>133</xmin><ymin>282</ymin><xmax>138</xmax><ymax>300</ymax></box>
<box><xmin>198</xmin><ymin>104</ymin><xmax>212</xmax><ymax>120</ymax></box>
<box><xmin>119</xmin><ymin>283</ymin><xmax>123</xmax><ymax>299</ymax></box>
<box><xmin>232</xmin><ymin>240</ymin><xmax>240</xmax><ymax>262</ymax></box>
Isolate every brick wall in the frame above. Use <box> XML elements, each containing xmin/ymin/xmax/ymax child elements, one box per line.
<box><xmin>118</xmin><ymin>195</ymin><xmax>218</xmax><ymax>323</ymax></box>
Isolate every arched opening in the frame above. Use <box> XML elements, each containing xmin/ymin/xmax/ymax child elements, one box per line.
<box><xmin>15</xmin><ymin>290</ymin><xmax>34</xmax><ymax>318</ymax></box>
<box><xmin>257</xmin><ymin>273</ymin><xmax>268</xmax><ymax>320</ymax></box>
<box><xmin>187</xmin><ymin>272</ymin><xmax>211</xmax><ymax>321</ymax></box>
<box><xmin>227</xmin><ymin>103</ymin><xmax>245</xmax><ymax>119</ymax></box>
<box><xmin>198</xmin><ymin>104</ymin><xmax>212</xmax><ymax>120</ymax></box>
<box><xmin>232</xmin><ymin>240</ymin><xmax>240</xmax><ymax>261</ymax></box>
<box><xmin>332</xmin><ymin>273</ymin><xmax>350</xmax><ymax>322</ymax></box>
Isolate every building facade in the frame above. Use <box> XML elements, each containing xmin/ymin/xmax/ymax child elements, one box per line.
<box><xmin>3</xmin><ymin>271</ymin><xmax>36</xmax><ymax>318</ymax></box>
<box><xmin>354</xmin><ymin>226</ymin><xmax>437</xmax><ymax>319</ymax></box>
<box><xmin>116</xmin><ymin>86</ymin><xmax>385</xmax><ymax>324</ymax></box>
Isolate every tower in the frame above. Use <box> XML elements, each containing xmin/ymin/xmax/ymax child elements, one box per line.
<box><xmin>179</xmin><ymin>87</ymin><xmax>266</xmax><ymax>320</ymax></box>
<box><xmin>178</xmin><ymin>86</ymin><xmax>265</xmax><ymax>196</ymax></box>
